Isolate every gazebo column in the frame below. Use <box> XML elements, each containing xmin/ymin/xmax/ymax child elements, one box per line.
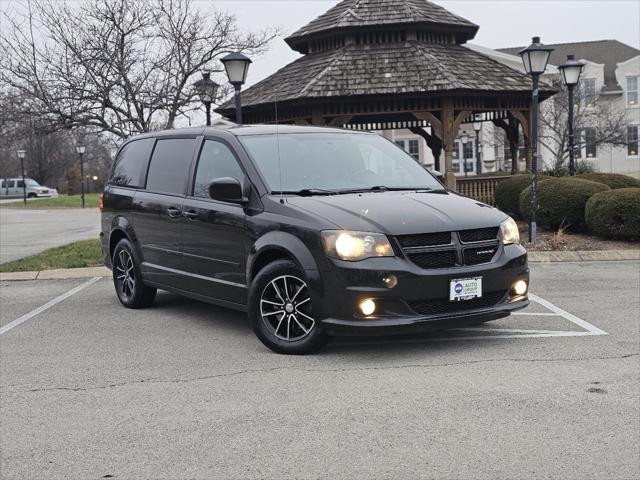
<box><xmin>411</xmin><ymin>113</ymin><xmax>443</xmax><ymax>171</ymax></box>
<box><xmin>311</xmin><ymin>106</ymin><xmax>324</xmax><ymax>126</ymax></box>
<box><xmin>510</xmin><ymin>109</ymin><xmax>532</xmax><ymax>172</ymax></box>
<box><xmin>440</xmin><ymin>99</ymin><xmax>472</xmax><ymax>189</ymax></box>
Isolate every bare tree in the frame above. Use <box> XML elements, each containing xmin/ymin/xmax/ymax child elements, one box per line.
<box><xmin>539</xmin><ymin>80</ymin><xmax>628</xmax><ymax>172</ymax></box>
<box><xmin>0</xmin><ymin>0</ymin><xmax>278</xmax><ymax>138</ymax></box>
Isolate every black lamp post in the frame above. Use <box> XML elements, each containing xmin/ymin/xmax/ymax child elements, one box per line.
<box><xmin>558</xmin><ymin>55</ymin><xmax>584</xmax><ymax>176</ymax></box>
<box><xmin>17</xmin><ymin>149</ymin><xmax>26</xmax><ymax>204</ymax></box>
<box><xmin>519</xmin><ymin>36</ymin><xmax>553</xmax><ymax>242</ymax></box>
<box><xmin>221</xmin><ymin>52</ymin><xmax>252</xmax><ymax>125</ymax></box>
<box><xmin>194</xmin><ymin>71</ymin><xmax>220</xmax><ymax>127</ymax></box>
<box><xmin>76</xmin><ymin>144</ymin><xmax>86</xmax><ymax>208</ymax></box>
<box><xmin>473</xmin><ymin>122</ymin><xmax>482</xmax><ymax>175</ymax></box>
<box><xmin>461</xmin><ymin>135</ymin><xmax>470</xmax><ymax>177</ymax></box>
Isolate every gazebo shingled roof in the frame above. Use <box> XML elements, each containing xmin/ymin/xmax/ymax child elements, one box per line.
<box><xmin>217</xmin><ymin>0</ymin><xmax>555</xmax><ymax>188</ymax></box>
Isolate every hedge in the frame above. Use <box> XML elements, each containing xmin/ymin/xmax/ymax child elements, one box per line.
<box><xmin>576</xmin><ymin>173</ymin><xmax>640</xmax><ymax>189</ymax></box>
<box><xmin>585</xmin><ymin>188</ymin><xmax>640</xmax><ymax>240</ymax></box>
<box><xmin>494</xmin><ymin>174</ymin><xmax>550</xmax><ymax>217</ymax></box>
<box><xmin>519</xmin><ymin>177</ymin><xmax>609</xmax><ymax>230</ymax></box>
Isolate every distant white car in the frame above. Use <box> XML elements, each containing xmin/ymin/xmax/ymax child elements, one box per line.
<box><xmin>0</xmin><ymin>178</ymin><xmax>59</xmax><ymax>199</ymax></box>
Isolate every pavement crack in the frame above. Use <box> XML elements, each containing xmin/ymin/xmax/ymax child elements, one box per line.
<box><xmin>4</xmin><ymin>353</ymin><xmax>638</xmax><ymax>394</ymax></box>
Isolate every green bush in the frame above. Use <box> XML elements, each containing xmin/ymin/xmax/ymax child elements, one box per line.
<box><xmin>494</xmin><ymin>175</ymin><xmax>550</xmax><ymax>217</ymax></box>
<box><xmin>585</xmin><ymin>188</ymin><xmax>640</xmax><ymax>240</ymax></box>
<box><xmin>519</xmin><ymin>177</ymin><xmax>610</xmax><ymax>230</ymax></box>
<box><xmin>576</xmin><ymin>173</ymin><xmax>640</xmax><ymax>189</ymax></box>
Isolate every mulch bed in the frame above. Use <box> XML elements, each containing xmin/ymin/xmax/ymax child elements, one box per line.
<box><xmin>517</xmin><ymin>221</ymin><xmax>639</xmax><ymax>252</ymax></box>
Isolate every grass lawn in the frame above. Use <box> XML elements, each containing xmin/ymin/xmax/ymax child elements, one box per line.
<box><xmin>0</xmin><ymin>239</ymin><xmax>104</xmax><ymax>272</ymax></box>
<box><xmin>1</xmin><ymin>193</ymin><xmax>101</xmax><ymax>209</ymax></box>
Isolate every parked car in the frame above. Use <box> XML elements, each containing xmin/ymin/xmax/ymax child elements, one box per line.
<box><xmin>100</xmin><ymin>126</ymin><xmax>529</xmax><ymax>354</ymax></box>
<box><xmin>0</xmin><ymin>178</ymin><xmax>58</xmax><ymax>199</ymax></box>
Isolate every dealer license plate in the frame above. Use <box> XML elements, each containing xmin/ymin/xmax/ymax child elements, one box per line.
<box><xmin>449</xmin><ymin>277</ymin><xmax>483</xmax><ymax>301</ymax></box>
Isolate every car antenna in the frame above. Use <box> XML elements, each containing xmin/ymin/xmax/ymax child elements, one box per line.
<box><xmin>274</xmin><ymin>93</ymin><xmax>284</xmax><ymax>204</ymax></box>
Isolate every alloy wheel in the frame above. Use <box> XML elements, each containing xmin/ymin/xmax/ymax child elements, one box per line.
<box><xmin>260</xmin><ymin>274</ymin><xmax>314</xmax><ymax>341</ymax></box>
<box><xmin>115</xmin><ymin>249</ymin><xmax>135</xmax><ymax>300</ymax></box>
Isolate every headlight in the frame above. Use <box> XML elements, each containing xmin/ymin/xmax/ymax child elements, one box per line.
<box><xmin>499</xmin><ymin>217</ymin><xmax>520</xmax><ymax>245</ymax></box>
<box><xmin>321</xmin><ymin>231</ymin><xmax>394</xmax><ymax>261</ymax></box>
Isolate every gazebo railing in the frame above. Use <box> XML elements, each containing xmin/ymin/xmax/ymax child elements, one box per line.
<box><xmin>455</xmin><ymin>175</ymin><xmax>511</xmax><ymax>206</ymax></box>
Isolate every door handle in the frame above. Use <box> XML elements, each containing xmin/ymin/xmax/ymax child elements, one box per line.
<box><xmin>166</xmin><ymin>207</ymin><xmax>182</xmax><ymax>218</ymax></box>
<box><xmin>183</xmin><ymin>210</ymin><xmax>198</xmax><ymax>220</ymax></box>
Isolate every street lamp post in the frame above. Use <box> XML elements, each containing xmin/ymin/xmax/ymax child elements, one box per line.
<box><xmin>519</xmin><ymin>36</ymin><xmax>553</xmax><ymax>242</ymax></box>
<box><xmin>461</xmin><ymin>135</ymin><xmax>469</xmax><ymax>177</ymax></box>
<box><xmin>76</xmin><ymin>144</ymin><xmax>86</xmax><ymax>208</ymax></box>
<box><xmin>558</xmin><ymin>55</ymin><xmax>585</xmax><ymax>176</ymax></box>
<box><xmin>193</xmin><ymin>71</ymin><xmax>220</xmax><ymax>127</ymax></box>
<box><xmin>473</xmin><ymin>122</ymin><xmax>482</xmax><ymax>175</ymax></box>
<box><xmin>17</xmin><ymin>149</ymin><xmax>26</xmax><ymax>204</ymax></box>
<box><xmin>221</xmin><ymin>52</ymin><xmax>252</xmax><ymax>125</ymax></box>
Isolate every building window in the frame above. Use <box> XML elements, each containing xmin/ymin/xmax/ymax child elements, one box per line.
<box><xmin>628</xmin><ymin>77</ymin><xmax>638</xmax><ymax>106</ymax></box>
<box><xmin>452</xmin><ymin>162</ymin><xmax>460</xmax><ymax>173</ymax></box>
<box><xmin>395</xmin><ymin>139</ymin><xmax>421</xmax><ymax>161</ymax></box>
<box><xmin>582</xmin><ymin>78</ymin><xmax>597</xmax><ymax>106</ymax></box>
<box><xmin>585</xmin><ymin>128</ymin><xmax>597</xmax><ymax>158</ymax></box>
<box><xmin>462</xmin><ymin>141</ymin><xmax>473</xmax><ymax>160</ymax></box>
<box><xmin>407</xmin><ymin>139</ymin><xmax>420</xmax><ymax>160</ymax></box>
<box><xmin>453</xmin><ymin>142</ymin><xmax>460</xmax><ymax>160</ymax></box>
<box><xmin>628</xmin><ymin>126</ymin><xmax>639</xmax><ymax>156</ymax></box>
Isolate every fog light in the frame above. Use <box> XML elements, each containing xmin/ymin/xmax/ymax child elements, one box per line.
<box><xmin>513</xmin><ymin>280</ymin><xmax>528</xmax><ymax>296</ymax></box>
<box><xmin>383</xmin><ymin>275</ymin><xmax>398</xmax><ymax>289</ymax></box>
<box><xmin>359</xmin><ymin>298</ymin><xmax>376</xmax><ymax>316</ymax></box>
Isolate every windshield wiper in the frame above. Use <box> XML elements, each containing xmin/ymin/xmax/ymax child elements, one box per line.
<box><xmin>271</xmin><ymin>188</ymin><xmax>337</xmax><ymax>196</ymax></box>
<box><xmin>337</xmin><ymin>186</ymin><xmax>437</xmax><ymax>194</ymax></box>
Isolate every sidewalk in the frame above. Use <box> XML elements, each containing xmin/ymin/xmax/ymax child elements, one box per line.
<box><xmin>1</xmin><ymin>250</ymin><xmax>638</xmax><ymax>281</ymax></box>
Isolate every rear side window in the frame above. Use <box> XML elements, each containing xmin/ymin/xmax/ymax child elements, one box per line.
<box><xmin>193</xmin><ymin>140</ymin><xmax>244</xmax><ymax>198</ymax></box>
<box><xmin>110</xmin><ymin>138</ymin><xmax>154</xmax><ymax>187</ymax></box>
<box><xmin>2</xmin><ymin>180</ymin><xmax>15</xmax><ymax>188</ymax></box>
<box><xmin>146</xmin><ymin>138</ymin><xmax>196</xmax><ymax>195</ymax></box>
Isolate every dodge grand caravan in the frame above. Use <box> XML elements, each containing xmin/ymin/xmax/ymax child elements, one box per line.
<box><xmin>101</xmin><ymin>126</ymin><xmax>529</xmax><ymax>354</ymax></box>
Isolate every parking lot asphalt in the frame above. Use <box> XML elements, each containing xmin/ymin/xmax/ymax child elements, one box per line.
<box><xmin>1</xmin><ymin>261</ymin><xmax>639</xmax><ymax>480</ymax></box>
<box><xmin>0</xmin><ymin>208</ymin><xmax>100</xmax><ymax>263</ymax></box>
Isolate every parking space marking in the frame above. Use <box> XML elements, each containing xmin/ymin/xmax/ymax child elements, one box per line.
<box><xmin>0</xmin><ymin>277</ymin><xmax>102</xmax><ymax>336</ymax></box>
<box><xmin>528</xmin><ymin>293</ymin><xmax>608</xmax><ymax>335</ymax></box>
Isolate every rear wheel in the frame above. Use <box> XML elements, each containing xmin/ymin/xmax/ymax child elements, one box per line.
<box><xmin>249</xmin><ymin>260</ymin><xmax>329</xmax><ymax>354</ymax></box>
<box><xmin>112</xmin><ymin>238</ymin><xmax>156</xmax><ymax>308</ymax></box>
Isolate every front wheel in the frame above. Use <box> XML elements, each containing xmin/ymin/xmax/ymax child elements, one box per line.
<box><xmin>112</xmin><ymin>238</ymin><xmax>156</xmax><ymax>308</ymax></box>
<box><xmin>249</xmin><ymin>260</ymin><xmax>329</xmax><ymax>354</ymax></box>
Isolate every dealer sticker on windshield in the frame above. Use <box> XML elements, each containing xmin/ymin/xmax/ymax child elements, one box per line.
<box><xmin>449</xmin><ymin>277</ymin><xmax>483</xmax><ymax>301</ymax></box>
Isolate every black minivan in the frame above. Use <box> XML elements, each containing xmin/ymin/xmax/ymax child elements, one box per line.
<box><xmin>101</xmin><ymin>125</ymin><xmax>529</xmax><ymax>354</ymax></box>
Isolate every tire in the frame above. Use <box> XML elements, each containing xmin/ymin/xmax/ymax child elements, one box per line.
<box><xmin>112</xmin><ymin>238</ymin><xmax>156</xmax><ymax>308</ymax></box>
<box><xmin>249</xmin><ymin>260</ymin><xmax>329</xmax><ymax>354</ymax></box>
<box><xmin>27</xmin><ymin>193</ymin><xmax>36</xmax><ymax>199</ymax></box>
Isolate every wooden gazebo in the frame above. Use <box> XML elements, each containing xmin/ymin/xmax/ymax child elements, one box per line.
<box><xmin>217</xmin><ymin>0</ymin><xmax>554</xmax><ymax>188</ymax></box>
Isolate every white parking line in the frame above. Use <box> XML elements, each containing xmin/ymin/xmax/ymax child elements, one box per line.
<box><xmin>0</xmin><ymin>277</ymin><xmax>101</xmax><ymax>335</ymax></box>
<box><xmin>528</xmin><ymin>293</ymin><xmax>608</xmax><ymax>335</ymax></box>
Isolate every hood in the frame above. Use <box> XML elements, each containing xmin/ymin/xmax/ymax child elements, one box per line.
<box><xmin>285</xmin><ymin>191</ymin><xmax>507</xmax><ymax>235</ymax></box>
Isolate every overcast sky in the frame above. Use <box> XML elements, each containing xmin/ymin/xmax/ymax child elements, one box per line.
<box><xmin>214</xmin><ymin>0</ymin><xmax>640</xmax><ymax>88</ymax></box>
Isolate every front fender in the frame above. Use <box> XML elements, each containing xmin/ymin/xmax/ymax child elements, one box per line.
<box><xmin>248</xmin><ymin>231</ymin><xmax>320</xmax><ymax>279</ymax></box>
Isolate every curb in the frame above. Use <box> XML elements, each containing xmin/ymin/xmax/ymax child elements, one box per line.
<box><xmin>0</xmin><ymin>266</ymin><xmax>110</xmax><ymax>282</ymax></box>
<box><xmin>528</xmin><ymin>249</ymin><xmax>639</xmax><ymax>263</ymax></box>
<box><xmin>1</xmin><ymin>249</ymin><xmax>638</xmax><ymax>281</ymax></box>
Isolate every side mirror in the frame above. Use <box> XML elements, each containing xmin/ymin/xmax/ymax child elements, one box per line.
<box><xmin>429</xmin><ymin>169</ymin><xmax>445</xmax><ymax>183</ymax></box>
<box><xmin>209</xmin><ymin>177</ymin><xmax>246</xmax><ymax>203</ymax></box>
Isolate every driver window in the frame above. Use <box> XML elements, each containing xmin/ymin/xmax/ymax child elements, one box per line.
<box><xmin>193</xmin><ymin>140</ymin><xmax>244</xmax><ymax>198</ymax></box>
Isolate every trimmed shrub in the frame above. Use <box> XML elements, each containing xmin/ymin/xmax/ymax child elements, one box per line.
<box><xmin>576</xmin><ymin>173</ymin><xmax>640</xmax><ymax>190</ymax></box>
<box><xmin>519</xmin><ymin>177</ymin><xmax>610</xmax><ymax>231</ymax></box>
<box><xmin>494</xmin><ymin>174</ymin><xmax>550</xmax><ymax>217</ymax></box>
<box><xmin>585</xmin><ymin>188</ymin><xmax>640</xmax><ymax>240</ymax></box>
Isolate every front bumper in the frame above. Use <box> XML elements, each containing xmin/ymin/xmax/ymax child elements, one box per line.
<box><xmin>312</xmin><ymin>244</ymin><xmax>529</xmax><ymax>337</ymax></box>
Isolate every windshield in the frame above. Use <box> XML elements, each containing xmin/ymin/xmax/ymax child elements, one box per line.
<box><xmin>239</xmin><ymin>133</ymin><xmax>442</xmax><ymax>193</ymax></box>
<box><xmin>26</xmin><ymin>179</ymin><xmax>40</xmax><ymax>187</ymax></box>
